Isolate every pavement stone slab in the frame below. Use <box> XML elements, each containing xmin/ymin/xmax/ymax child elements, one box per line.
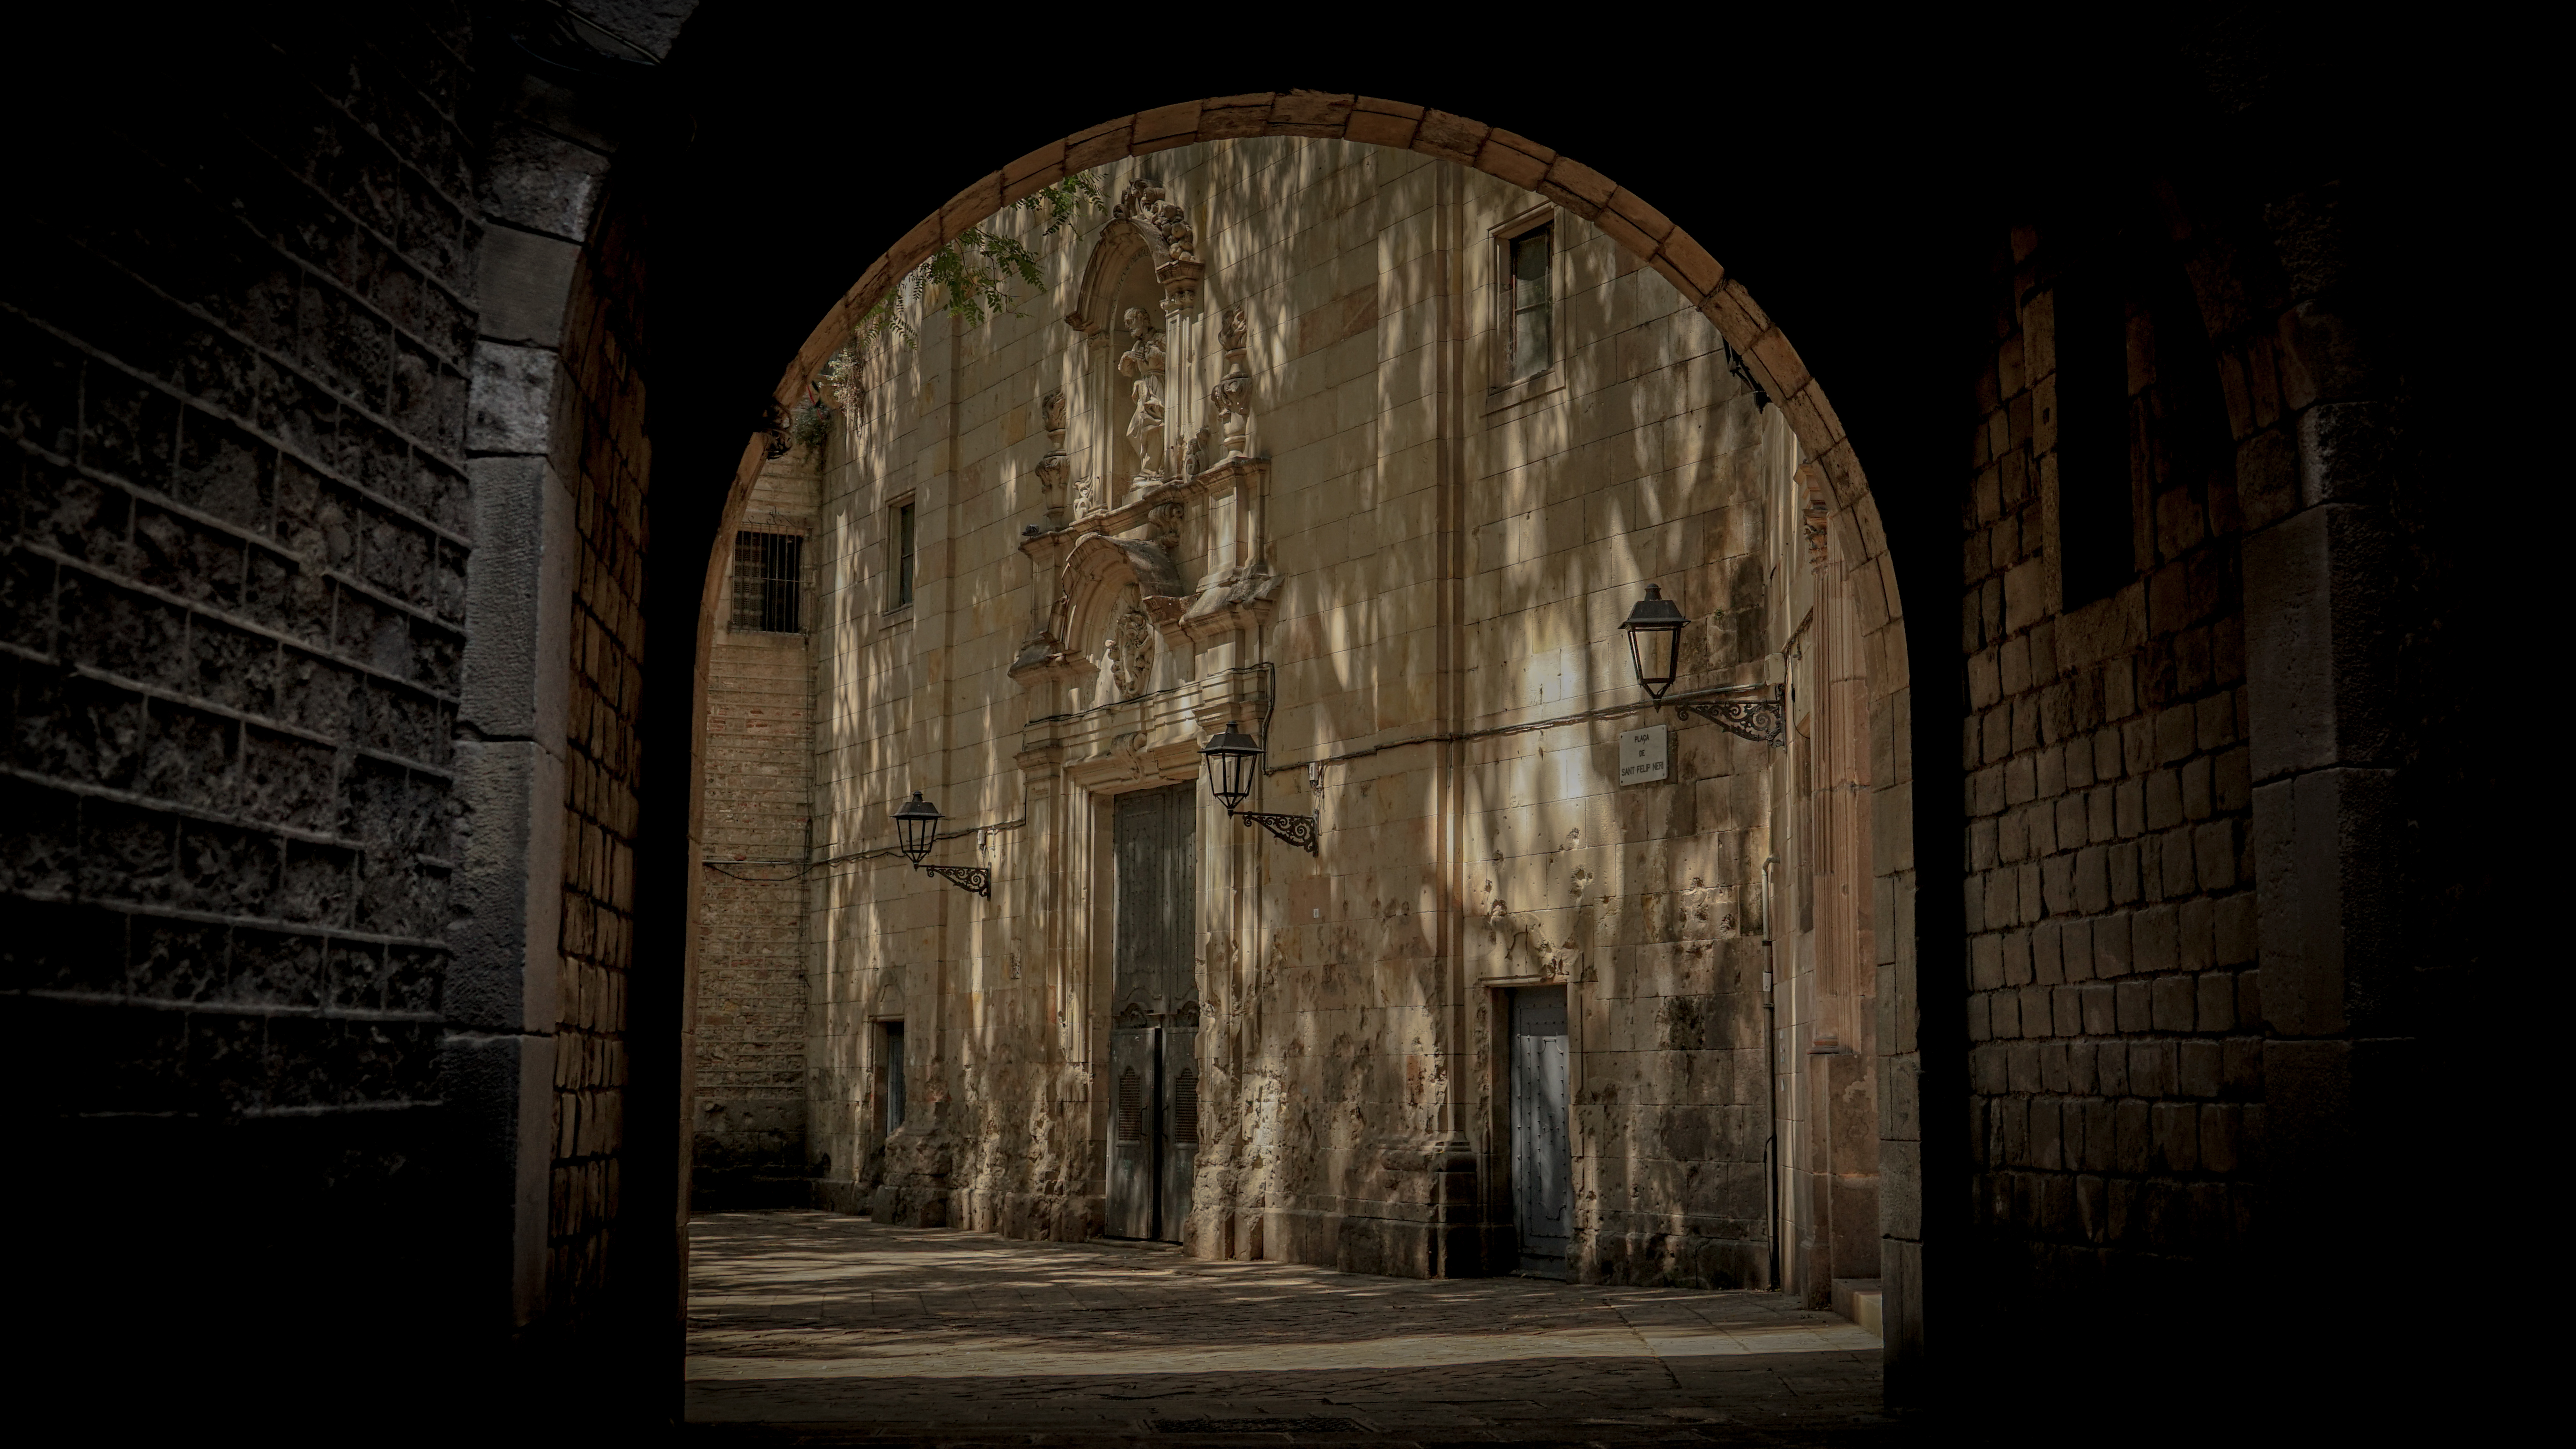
<box><xmin>686</xmin><ymin>1212</ymin><xmax>1903</xmax><ymax>1445</ymax></box>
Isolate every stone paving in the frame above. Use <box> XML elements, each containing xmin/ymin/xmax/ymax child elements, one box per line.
<box><xmin>686</xmin><ymin>1211</ymin><xmax>1900</xmax><ymax>1446</ymax></box>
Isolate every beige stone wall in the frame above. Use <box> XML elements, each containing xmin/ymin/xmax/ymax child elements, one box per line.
<box><xmin>692</xmin><ymin>452</ymin><xmax>818</xmax><ymax>1204</ymax></box>
<box><xmin>801</xmin><ymin>137</ymin><xmax>1871</xmax><ymax>1286</ymax></box>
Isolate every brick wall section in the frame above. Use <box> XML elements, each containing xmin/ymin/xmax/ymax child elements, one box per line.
<box><xmin>546</xmin><ymin>217</ymin><xmax>651</xmax><ymax>1312</ymax></box>
<box><xmin>1962</xmin><ymin>218</ymin><xmax>2264</xmax><ymax>1287</ymax></box>
<box><xmin>1</xmin><ymin>15</ymin><xmax>474</xmax><ymax>1177</ymax></box>
<box><xmin>695</xmin><ymin>455</ymin><xmax>818</xmax><ymax>1203</ymax></box>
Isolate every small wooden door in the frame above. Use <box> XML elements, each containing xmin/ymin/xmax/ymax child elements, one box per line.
<box><xmin>1510</xmin><ymin>985</ymin><xmax>1571</xmax><ymax>1269</ymax></box>
<box><xmin>1108</xmin><ymin>785</ymin><xmax>1196</xmax><ymax>1241</ymax></box>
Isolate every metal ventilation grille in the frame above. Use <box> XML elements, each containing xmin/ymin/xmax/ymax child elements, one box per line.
<box><xmin>1173</xmin><ymin>1068</ymin><xmax>1199</xmax><ymax>1144</ymax></box>
<box><xmin>1116</xmin><ymin>1067</ymin><xmax>1145</xmax><ymax>1141</ymax></box>
<box><xmin>732</xmin><ymin>531</ymin><xmax>803</xmax><ymax>632</ymax></box>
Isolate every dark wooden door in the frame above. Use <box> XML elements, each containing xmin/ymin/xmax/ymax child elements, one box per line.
<box><xmin>1510</xmin><ymin>985</ymin><xmax>1571</xmax><ymax>1268</ymax></box>
<box><xmin>1109</xmin><ymin>784</ymin><xmax>1196</xmax><ymax>1241</ymax></box>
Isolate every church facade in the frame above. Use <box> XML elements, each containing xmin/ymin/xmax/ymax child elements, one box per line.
<box><xmin>698</xmin><ymin>137</ymin><xmax>1898</xmax><ymax>1298</ymax></box>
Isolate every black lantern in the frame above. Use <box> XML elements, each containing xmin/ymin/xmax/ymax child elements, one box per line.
<box><xmin>1199</xmin><ymin>720</ymin><xmax>1318</xmax><ymax>854</ymax></box>
<box><xmin>891</xmin><ymin>791</ymin><xmax>991</xmax><ymax>896</ymax></box>
<box><xmin>892</xmin><ymin>791</ymin><xmax>941</xmax><ymax>865</ymax></box>
<box><xmin>1201</xmin><ymin>720</ymin><xmax>1262</xmax><ymax>814</ymax></box>
<box><xmin>1620</xmin><ymin>583</ymin><xmax>1687</xmax><ymax>701</ymax></box>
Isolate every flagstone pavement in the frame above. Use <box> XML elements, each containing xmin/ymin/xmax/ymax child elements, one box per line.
<box><xmin>685</xmin><ymin>1210</ymin><xmax>1902</xmax><ymax>1446</ymax></box>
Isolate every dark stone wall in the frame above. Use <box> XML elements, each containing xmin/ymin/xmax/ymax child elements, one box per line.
<box><xmin>2</xmin><ymin>4</ymin><xmax>481</xmax><ymax>1404</ymax></box>
<box><xmin>1939</xmin><ymin>31</ymin><xmax>2513</xmax><ymax>1420</ymax></box>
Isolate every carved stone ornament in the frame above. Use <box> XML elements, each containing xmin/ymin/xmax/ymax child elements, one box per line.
<box><xmin>1154</xmin><ymin>202</ymin><xmax>1197</xmax><ymax>264</ymax></box>
<box><xmin>1147</xmin><ymin>499</ymin><xmax>1184</xmax><ymax>559</ymax></box>
<box><xmin>1210</xmin><ymin>306</ymin><xmax>1253</xmax><ymax>458</ymax></box>
<box><xmin>1105</xmin><ymin>590</ymin><xmax>1155</xmax><ymax>697</ymax></box>
<box><xmin>1034</xmin><ymin>388</ymin><xmax>1070</xmax><ymax>524</ymax></box>
<box><xmin>1011</xmin><ymin>626</ymin><xmax>1065</xmax><ymax>673</ymax></box>
<box><xmin>1112</xmin><ymin>177</ymin><xmax>1164</xmax><ymax>222</ymax></box>
<box><xmin>1152</xmin><ymin>200</ymin><xmax>1204</xmax><ymax>310</ymax></box>
<box><xmin>1803</xmin><ymin>471</ymin><xmax>1831</xmax><ymax>570</ymax></box>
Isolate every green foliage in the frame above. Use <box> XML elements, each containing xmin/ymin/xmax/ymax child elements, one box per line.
<box><xmin>822</xmin><ymin>346</ymin><xmax>863</xmax><ymax>410</ymax></box>
<box><xmin>857</xmin><ymin>173</ymin><xmax>1105</xmax><ymax>346</ymax></box>
<box><xmin>791</xmin><ymin>401</ymin><xmax>833</xmax><ymax>455</ymax></box>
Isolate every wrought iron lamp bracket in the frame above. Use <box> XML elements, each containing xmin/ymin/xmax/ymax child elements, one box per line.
<box><xmin>1672</xmin><ymin>688</ymin><xmax>1788</xmax><ymax>748</ymax></box>
<box><xmin>1236</xmin><ymin>810</ymin><xmax>1319</xmax><ymax>854</ymax></box>
<box><xmin>919</xmin><ymin>863</ymin><xmax>992</xmax><ymax>897</ymax></box>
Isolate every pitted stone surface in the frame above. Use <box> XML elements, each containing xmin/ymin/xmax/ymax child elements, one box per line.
<box><xmin>687</xmin><ymin>1211</ymin><xmax>1889</xmax><ymax>1442</ymax></box>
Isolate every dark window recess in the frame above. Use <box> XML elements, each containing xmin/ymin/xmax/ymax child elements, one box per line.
<box><xmin>880</xmin><ymin>1021</ymin><xmax>906</xmax><ymax>1137</ymax></box>
<box><xmin>2055</xmin><ymin>272</ymin><xmax>2135</xmax><ymax>610</ymax></box>
<box><xmin>891</xmin><ymin>502</ymin><xmax>917</xmax><ymax>609</ymax></box>
<box><xmin>1173</xmin><ymin>1068</ymin><xmax>1199</xmax><ymax>1145</ymax></box>
<box><xmin>1117</xmin><ymin>1067</ymin><xmax>1146</xmax><ymax>1142</ymax></box>
<box><xmin>732</xmin><ymin>531</ymin><xmax>804</xmax><ymax>632</ymax></box>
<box><xmin>1510</xmin><ymin>226</ymin><xmax>1553</xmax><ymax>381</ymax></box>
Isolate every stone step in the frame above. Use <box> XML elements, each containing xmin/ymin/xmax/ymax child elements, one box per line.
<box><xmin>1832</xmin><ymin>1277</ymin><xmax>1884</xmax><ymax>1338</ymax></box>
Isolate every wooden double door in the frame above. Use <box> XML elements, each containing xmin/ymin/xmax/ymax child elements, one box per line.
<box><xmin>1106</xmin><ymin>784</ymin><xmax>1198</xmax><ymax>1242</ymax></box>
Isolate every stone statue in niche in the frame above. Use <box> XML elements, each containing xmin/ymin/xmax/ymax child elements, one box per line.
<box><xmin>1210</xmin><ymin>305</ymin><xmax>1254</xmax><ymax>457</ymax></box>
<box><xmin>1073</xmin><ymin>476</ymin><xmax>1097</xmax><ymax>517</ymax></box>
<box><xmin>1117</xmin><ymin>308</ymin><xmax>1166</xmax><ymax>493</ymax></box>
<box><xmin>1105</xmin><ymin>590</ymin><xmax>1155</xmax><ymax>697</ymax></box>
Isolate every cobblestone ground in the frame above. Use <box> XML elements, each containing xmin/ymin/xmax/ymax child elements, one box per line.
<box><xmin>686</xmin><ymin>1211</ymin><xmax>1903</xmax><ymax>1446</ymax></box>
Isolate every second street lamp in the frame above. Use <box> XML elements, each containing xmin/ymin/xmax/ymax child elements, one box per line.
<box><xmin>1617</xmin><ymin>583</ymin><xmax>1788</xmax><ymax>748</ymax></box>
<box><xmin>1200</xmin><ymin>720</ymin><xmax>1318</xmax><ymax>854</ymax></box>
<box><xmin>1619</xmin><ymin>583</ymin><xmax>1686</xmax><ymax>701</ymax></box>
<box><xmin>891</xmin><ymin>790</ymin><xmax>991</xmax><ymax>896</ymax></box>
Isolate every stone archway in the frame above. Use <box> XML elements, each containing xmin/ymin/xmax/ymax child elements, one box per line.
<box><xmin>686</xmin><ymin>96</ymin><xmax>1929</xmax><ymax>1359</ymax></box>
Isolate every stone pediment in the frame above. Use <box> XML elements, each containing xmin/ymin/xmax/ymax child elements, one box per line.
<box><xmin>1008</xmin><ymin>532</ymin><xmax>1191</xmax><ymax>693</ymax></box>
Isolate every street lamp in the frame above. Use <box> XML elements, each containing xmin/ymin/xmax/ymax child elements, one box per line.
<box><xmin>1616</xmin><ymin>583</ymin><xmax>1788</xmax><ymax>749</ymax></box>
<box><xmin>1199</xmin><ymin>721</ymin><xmax>1318</xmax><ymax>854</ymax></box>
<box><xmin>1619</xmin><ymin>584</ymin><xmax>1686</xmax><ymax>701</ymax></box>
<box><xmin>891</xmin><ymin>790</ymin><xmax>991</xmax><ymax>896</ymax></box>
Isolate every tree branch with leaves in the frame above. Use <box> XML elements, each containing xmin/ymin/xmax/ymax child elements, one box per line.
<box><xmin>855</xmin><ymin>173</ymin><xmax>1106</xmax><ymax>346</ymax></box>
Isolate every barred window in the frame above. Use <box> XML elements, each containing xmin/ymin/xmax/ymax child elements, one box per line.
<box><xmin>731</xmin><ymin>531</ymin><xmax>803</xmax><ymax>632</ymax></box>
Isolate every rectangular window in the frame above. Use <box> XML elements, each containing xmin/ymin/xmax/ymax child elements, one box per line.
<box><xmin>890</xmin><ymin>500</ymin><xmax>916</xmax><ymax>610</ymax></box>
<box><xmin>879</xmin><ymin>1021</ymin><xmax>907</xmax><ymax>1137</ymax></box>
<box><xmin>729</xmin><ymin>531</ymin><xmax>803</xmax><ymax>632</ymax></box>
<box><xmin>1510</xmin><ymin>225</ymin><xmax>1554</xmax><ymax>381</ymax></box>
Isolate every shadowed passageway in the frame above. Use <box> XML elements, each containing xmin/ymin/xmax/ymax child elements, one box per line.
<box><xmin>687</xmin><ymin>1212</ymin><xmax>1891</xmax><ymax>1444</ymax></box>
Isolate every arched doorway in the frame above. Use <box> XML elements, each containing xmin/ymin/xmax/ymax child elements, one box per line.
<box><xmin>678</xmin><ymin>103</ymin><xmax>1927</xmax><ymax>1362</ymax></box>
